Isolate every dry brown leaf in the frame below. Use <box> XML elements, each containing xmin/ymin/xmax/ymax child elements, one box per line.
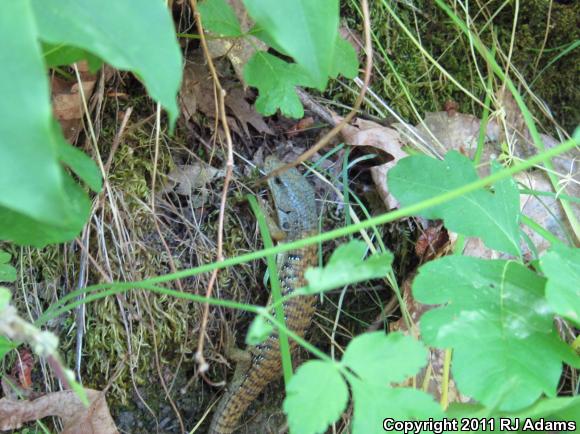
<box><xmin>339</xmin><ymin>117</ymin><xmax>408</xmax><ymax>210</ymax></box>
<box><xmin>179</xmin><ymin>61</ymin><xmax>216</xmax><ymax>120</ymax></box>
<box><xmin>0</xmin><ymin>389</ymin><xmax>118</xmax><ymax>433</ymax></box>
<box><xmin>51</xmin><ymin>61</ymin><xmax>97</xmax><ymax>142</ymax></box>
<box><xmin>394</xmin><ymin>111</ymin><xmax>498</xmax><ymax>159</ymax></box>
<box><xmin>494</xmin><ymin>88</ymin><xmax>534</xmax><ymax>159</ymax></box>
<box><xmin>286</xmin><ymin>117</ymin><xmax>315</xmax><ymax>138</ymax></box>
<box><xmin>225</xmin><ymin>87</ymin><xmax>273</xmax><ymax>136</ymax></box>
<box><xmin>180</xmin><ymin>59</ymin><xmax>271</xmax><ymax>137</ymax></box>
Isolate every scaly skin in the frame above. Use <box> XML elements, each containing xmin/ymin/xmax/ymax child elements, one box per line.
<box><xmin>208</xmin><ymin>156</ymin><xmax>318</xmax><ymax>434</ymax></box>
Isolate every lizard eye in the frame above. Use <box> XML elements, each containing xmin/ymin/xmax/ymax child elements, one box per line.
<box><xmin>273</xmin><ymin>177</ymin><xmax>283</xmax><ymax>186</ymax></box>
<box><xmin>281</xmin><ymin>221</ymin><xmax>290</xmax><ymax>230</ymax></box>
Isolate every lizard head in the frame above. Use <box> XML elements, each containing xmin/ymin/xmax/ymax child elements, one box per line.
<box><xmin>264</xmin><ymin>155</ymin><xmax>317</xmax><ymax>237</ymax></box>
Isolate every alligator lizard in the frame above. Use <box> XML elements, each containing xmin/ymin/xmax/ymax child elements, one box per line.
<box><xmin>208</xmin><ymin>156</ymin><xmax>318</xmax><ymax>433</ymax></box>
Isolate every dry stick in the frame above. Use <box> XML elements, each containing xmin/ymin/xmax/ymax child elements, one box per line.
<box><xmin>189</xmin><ymin>0</ymin><xmax>235</xmax><ymax>373</ymax></box>
<box><xmin>150</xmin><ymin>104</ymin><xmax>186</xmax><ymax>434</ymax></box>
<box><xmin>265</xmin><ymin>0</ymin><xmax>373</xmax><ymax>180</ymax></box>
<box><xmin>104</xmin><ymin>106</ymin><xmax>133</xmax><ymax>176</ymax></box>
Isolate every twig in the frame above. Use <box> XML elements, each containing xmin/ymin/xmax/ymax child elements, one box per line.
<box><xmin>265</xmin><ymin>0</ymin><xmax>373</xmax><ymax>179</ymax></box>
<box><xmin>150</xmin><ymin>104</ymin><xmax>186</xmax><ymax>434</ymax></box>
<box><xmin>188</xmin><ymin>0</ymin><xmax>235</xmax><ymax>373</ymax></box>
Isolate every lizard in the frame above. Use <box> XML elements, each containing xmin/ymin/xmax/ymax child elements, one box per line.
<box><xmin>208</xmin><ymin>155</ymin><xmax>318</xmax><ymax>434</ymax></box>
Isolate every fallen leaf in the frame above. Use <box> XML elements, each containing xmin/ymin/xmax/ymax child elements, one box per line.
<box><xmin>167</xmin><ymin>162</ymin><xmax>222</xmax><ymax>194</ymax></box>
<box><xmin>338</xmin><ymin>116</ymin><xmax>408</xmax><ymax>210</ymax></box>
<box><xmin>51</xmin><ymin>61</ymin><xmax>97</xmax><ymax>142</ymax></box>
<box><xmin>225</xmin><ymin>86</ymin><xmax>273</xmax><ymax>136</ymax></box>
<box><xmin>179</xmin><ymin>60</ymin><xmax>216</xmax><ymax>120</ymax></box>
<box><xmin>494</xmin><ymin>88</ymin><xmax>534</xmax><ymax>159</ymax></box>
<box><xmin>287</xmin><ymin>116</ymin><xmax>315</xmax><ymax>137</ymax></box>
<box><xmin>11</xmin><ymin>348</ymin><xmax>34</xmax><ymax>391</ymax></box>
<box><xmin>0</xmin><ymin>389</ymin><xmax>118</xmax><ymax>433</ymax></box>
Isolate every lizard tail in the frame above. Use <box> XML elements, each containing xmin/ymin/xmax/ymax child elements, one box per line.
<box><xmin>208</xmin><ymin>350</ymin><xmax>282</xmax><ymax>434</ymax></box>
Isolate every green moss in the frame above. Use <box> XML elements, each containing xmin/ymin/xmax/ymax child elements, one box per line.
<box><xmin>339</xmin><ymin>0</ymin><xmax>578</xmax><ymax>133</ymax></box>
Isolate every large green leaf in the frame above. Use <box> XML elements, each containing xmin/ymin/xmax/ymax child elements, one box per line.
<box><xmin>0</xmin><ymin>3</ymin><xmax>66</xmax><ymax>225</ymax></box>
<box><xmin>350</xmin><ymin>381</ymin><xmax>443</xmax><ymax>434</ymax></box>
<box><xmin>541</xmin><ymin>245</ymin><xmax>580</xmax><ymax>326</ymax></box>
<box><xmin>31</xmin><ymin>0</ymin><xmax>182</xmax><ymax>125</ymax></box>
<box><xmin>414</xmin><ymin>256</ymin><xmax>579</xmax><ymax>411</ymax></box>
<box><xmin>342</xmin><ymin>332</ymin><xmax>426</xmax><ymax>384</ymax></box>
<box><xmin>283</xmin><ymin>361</ymin><xmax>348</xmax><ymax>434</ymax></box>
<box><xmin>389</xmin><ymin>152</ymin><xmax>521</xmax><ymax>255</ymax></box>
<box><xmin>198</xmin><ymin>0</ymin><xmax>242</xmax><ymax>36</ymax></box>
<box><xmin>0</xmin><ymin>251</ymin><xmax>16</xmax><ymax>283</ymax></box>
<box><xmin>0</xmin><ymin>2</ymin><xmax>92</xmax><ymax>246</ymax></box>
<box><xmin>243</xmin><ymin>0</ymin><xmax>339</xmax><ymax>90</ymax></box>
<box><xmin>244</xmin><ymin>52</ymin><xmax>314</xmax><ymax>118</ymax></box>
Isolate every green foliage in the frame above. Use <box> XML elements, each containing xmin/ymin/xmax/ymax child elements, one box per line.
<box><xmin>0</xmin><ymin>0</ymin><xmax>182</xmax><ymax>247</ymax></box>
<box><xmin>300</xmin><ymin>240</ymin><xmax>393</xmax><ymax>295</ymax></box>
<box><xmin>199</xmin><ymin>0</ymin><xmax>358</xmax><ymax>117</ymax></box>
<box><xmin>414</xmin><ymin>256</ymin><xmax>580</xmax><ymax>411</ymax></box>
<box><xmin>389</xmin><ymin>152</ymin><xmax>521</xmax><ymax>255</ymax></box>
<box><xmin>284</xmin><ymin>361</ymin><xmax>349</xmax><ymax>434</ymax></box>
<box><xmin>284</xmin><ymin>332</ymin><xmax>440</xmax><ymax>434</ymax></box>
<box><xmin>31</xmin><ymin>0</ymin><xmax>182</xmax><ymax>125</ymax></box>
<box><xmin>244</xmin><ymin>52</ymin><xmax>315</xmax><ymax>118</ymax></box>
<box><xmin>0</xmin><ymin>251</ymin><xmax>17</xmax><ymax>283</ymax></box>
<box><xmin>0</xmin><ymin>287</ymin><xmax>16</xmax><ymax>360</ymax></box>
<box><xmin>198</xmin><ymin>0</ymin><xmax>242</xmax><ymax>37</ymax></box>
<box><xmin>541</xmin><ymin>245</ymin><xmax>580</xmax><ymax>326</ymax></box>
<box><xmin>243</xmin><ymin>0</ymin><xmax>339</xmax><ymax>90</ymax></box>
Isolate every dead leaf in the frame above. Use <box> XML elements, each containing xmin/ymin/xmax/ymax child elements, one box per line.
<box><xmin>338</xmin><ymin>116</ymin><xmax>408</xmax><ymax>210</ymax></box>
<box><xmin>167</xmin><ymin>163</ymin><xmax>222</xmax><ymax>195</ymax></box>
<box><xmin>225</xmin><ymin>87</ymin><xmax>273</xmax><ymax>136</ymax></box>
<box><xmin>51</xmin><ymin>61</ymin><xmax>97</xmax><ymax>142</ymax></box>
<box><xmin>179</xmin><ymin>60</ymin><xmax>216</xmax><ymax>120</ymax></box>
<box><xmin>0</xmin><ymin>389</ymin><xmax>118</xmax><ymax>434</ymax></box>
<box><xmin>287</xmin><ymin>117</ymin><xmax>315</xmax><ymax>138</ymax></box>
<box><xmin>494</xmin><ymin>88</ymin><xmax>534</xmax><ymax>159</ymax></box>
<box><xmin>394</xmin><ymin>111</ymin><xmax>496</xmax><ymax>159</ymax></box>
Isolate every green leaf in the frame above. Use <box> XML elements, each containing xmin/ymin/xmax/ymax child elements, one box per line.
<box><xmin>350</xmin><ymin>379</ymin><xmax>443</xmax><ymax>434</ymax></box>
<box><xmin>30</xmin><ymin>0</ymin><xmax>182</xmax><ymax>126</ymax></box>
<box><xmin>243</xmin><ymin>0</ymin><xmax>339</xmax><ymax>90</ymax></box>
<box><xmin>0</xmin><ymin>251</ymin><xmax>16</xmax><ymax>283</ymax></box>
<box><xmin>342</xmin><ymin>332</ymin><xmax>427</xmax><ymax>384</ymax></box>
<box><xmin>0</xmin><ymin>337</ymin><xmax>16</xmax><ymax>362</ymax></box>
<box><xmin>414</xmin><ymin>256</ymin><xmax>579</xmax><ymax>411</ymax></box>
<box><xmin>245</xmin><ymin>312</ymin><xmax>274</xmax><ymax>345</ymax></box>
<box><xmin>389</xmin><ymin>152</ymin><xmax>521</xmax><ymax>255</ymax></box>
<box><xmin>198</xmin><ymin>0</ymin><xmax>242</xmax><ymax>36</ymax></box>
<box><xmin>300</xmin><ymin>240</ymin><xmax>393</xmax><ymax>295</ymax></box>
<box><xmin>42</xmin><ymin>42</ymin><xmax>103</xmax><ymax>71</ymax></box>
<box><xmin>244</xmin><ymin>52</ymin><xmax>314</xmax><ymax>118</ymax></box>
<box><xmin>0</xmin><ymin>2</ymin><xmax>91</xmax><ymax>246</ymax></box>
<box><xmin>54</xmin><ymin>122</ymin><xmax>102</xmax><ymax>193</ymax></box>
<box><xmin>0</xmin><ymin>287</ymin><xmax>11</xmax><ymax>310</ymax></box>
<box><xmin>283</xmin><ymin>361</ymin><xmax>348</xmax><ymax>434</ymax></box>
<box><xmin>447</xmin><ymin>397</ymin><xmax>580</xmax><ymax>433</ymax></box>
<box><xmin>330</xmin><ymin>36</ymin><xmax>358</xmax><ymax>79</ymax></box>
<box><xmin>541</xmin><ymin>245</ymin><xmax>580</xmax><ymax>325</ymax></box>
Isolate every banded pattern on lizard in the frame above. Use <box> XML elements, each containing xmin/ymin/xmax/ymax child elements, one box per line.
<box><xmin>208</xmin><ymin>156</ymin><xmax>318</xmax><ymax>434</ymax></box>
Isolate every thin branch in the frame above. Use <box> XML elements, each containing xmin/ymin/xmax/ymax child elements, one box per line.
<box><xmin>188</xmin><ymin>0</ymin><xmax>235</xmax><ymax>373</ymax></box>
